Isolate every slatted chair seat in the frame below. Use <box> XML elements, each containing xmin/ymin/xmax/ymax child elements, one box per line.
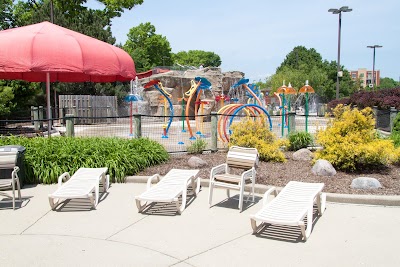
<box><xmin>250</xmin><ymin>181</ymin><xmax>326</xmax><ymax>241</ymax></box>
<box><xmin>135</xmin><ymin>169</ymin><xmax>200</xmax><ymax>214</ymax></box>
<box><xmin>209</xmin><ymin>146</ymin><xmax>259</xmax><ymax>212</ymax></box>
<box><xmin>48</xmin><ymin>167</ymin><xmax>109</xmax><ymax>210</ymax></box>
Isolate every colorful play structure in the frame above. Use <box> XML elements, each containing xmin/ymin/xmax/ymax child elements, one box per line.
<box><xmin>125</xmin><ymin>78</ymin><xmax>143</xmax><ymax>137</ymax></box>
<box><xmin>144</xmin><ymin>79</ymin><xmax>174</xmax><ymax>138</ymax></box>
<box><xmin>299</xmin><ymin>80</ymin><xmax>315</xmax><ymax>132</ymax></box>
<box><xmin>217</xmin><ymin>78</ymin><xmax>272</xmax><ymax>143</ymax></box>
<box><xmin>184</xmin><ymin>77</ymin><xmax>212</xmax><ymax>140</ymax></box>
<box><xmin>276</xmin><ymin>81</ymin><xmax>296</xmax><ymax>137</ymax></box>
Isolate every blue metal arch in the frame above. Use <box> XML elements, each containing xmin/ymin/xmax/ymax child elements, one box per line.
<box><xmin>228</xmin><ymin>104</ymin><xmax>272</xmax><ymax>132</ymax></box>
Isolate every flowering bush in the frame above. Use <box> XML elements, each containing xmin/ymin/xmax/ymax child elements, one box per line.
<box><xmin>315</xmin><ymin>105</ymin><xmax>396</xmax><ymax>171</ymax></box>
<box><xmin>229</xmin><ymin>116</ymin><xmax>287</xmax><ymax>162</ymax></box>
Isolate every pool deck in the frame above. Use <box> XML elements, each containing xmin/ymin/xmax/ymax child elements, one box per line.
<box><xmin>0</xmin><ymin>182</ymin><xmax>399</xmax><ymax>267</ymax></box>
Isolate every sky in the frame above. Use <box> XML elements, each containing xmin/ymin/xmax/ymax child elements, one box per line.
<box><xmin>87</xmin><ymin>0</ymin><xmax>399</xmax><ymax>82</ymax></box>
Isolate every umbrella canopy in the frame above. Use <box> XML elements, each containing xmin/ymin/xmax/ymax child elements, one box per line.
<box><xmin>0</xmin><ymin>21</ymin><xmax>136</xmax><ymax>134</ymax></box>
<box><xmin>0</xmin><ymin>21</ymin><xmax>136</xmax><ymax>82</ymax></box>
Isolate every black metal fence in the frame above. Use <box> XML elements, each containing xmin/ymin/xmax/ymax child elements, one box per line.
<box><xmin>0</xmin><ymin>106</ymin><xmax>397</xmax><ymax>153</ymax></box>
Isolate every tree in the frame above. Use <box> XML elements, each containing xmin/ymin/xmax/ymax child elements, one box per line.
<box><xmin>270</xmin><ymin>46</ymin><xmax>356</xmax><ymax>102</ymax></box>
<box><xmin>173</xmin><ymin>50</ymin><xmax>221</xmax><ymax>67</ymax></box>
<box><xmin>123</xmin><ymin>22</ymin><xmax>173</xmax><ymax>72</ymax></box>
<box><xmin>0</xmin><ymin>0</ymin><xmax>15</xmax><ymax>30</ymax></box>
<box><xmin>379</xmin><ymin>77</ymin><xmax>400</xmax><ymax>89</ymax></box>
<box><xmin>0</xmin><ymin>82</ymin><xmax>16</xmax><ymax>117</ymax></box>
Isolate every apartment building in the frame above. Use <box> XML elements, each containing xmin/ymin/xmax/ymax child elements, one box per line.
<box><xmin>350</xmin><ymin>68</ymin><xmax>380</xmax><ymax>88</ymax></box>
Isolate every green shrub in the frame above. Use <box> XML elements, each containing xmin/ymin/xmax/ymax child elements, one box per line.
<box><xmin>392</xmin><ymin>112</ymin><xmax>400</xmax><ymax>134</ymax></box>
<box><xmin>187</xmin><ymin>138</ymin><xmax>207</xmax><ymax>154</ymax></box>
<box><xmin>390</xmin><ymin>132</ymin><xmax>400</xmax><ymax>148</ymax></box>
<box><xmin>315</xmin><ymin>105</ymin><xmax>396</xmax><ymax>171</ymax></box>
<box><xmin>229</xmin><ymin>116</ymin><xmax>286</xmax><ymax>162</ymax></box>
<box><xmin>0</xmin><ymin>136</ymin><xmax>169</xmax><ymax>184</ymax></box>
<box><xmin>287</xmin><ymin>131</ymin><xmax>313</xmax><ymax>151</ymax></box>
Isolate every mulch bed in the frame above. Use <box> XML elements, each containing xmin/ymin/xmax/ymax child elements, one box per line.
<box><xmin>136</xmin><ymin>151</ymin><xmax>400</xmax><ymax>195</ymax></box>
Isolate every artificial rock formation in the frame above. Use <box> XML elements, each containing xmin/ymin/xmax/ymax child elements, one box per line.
<box><xmin>138</xmin><ymin>67</ymin><xmax>244</xmax><ymax>116</ymax></box>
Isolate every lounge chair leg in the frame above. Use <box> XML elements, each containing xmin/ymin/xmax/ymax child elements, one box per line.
<box><xmin>179</xmin><ymin>183</ymin><xmax>188</xmax><ymax>214</ymax></box>
<box><xmin>89</xmin><ymin>194</ymin><xmax>95</xmax><ymax>209</ymax></box>
<box><xmin>239</xmin><ymin>183</ymin><xmax>245</xmax><ymax>212</ymax></box>
<box><xmin>300</xmin><ymin>205</ymin><xmax>314</xmax><ymax>241</ymax></box>
<box><xmin>136</xmin><ymin>199</ymin><xmax>148</xmax><ymax>212</ymax></box>
<box><xmin>208</xmin><ymin>181</ymin><xmax>214</xmax><ymax>207</ymax></box>
<box><xmin>250</xmin><ymin>218</ymin><xmax>259</xmax><ymax>234</ymax></box>
<box><xmin>226</xmin><ymin>188</ymin><xmax>230</xmax><ymax>198</ymax></box>
<box><xmin>48</xmin><ymin>197</ymin><xmax>57</xmax><ymax>210</ymax></box>
<box><xmin>317</xmin><ymin>193</ymin><xmax>326</xmax><ymax>215</ymax></box>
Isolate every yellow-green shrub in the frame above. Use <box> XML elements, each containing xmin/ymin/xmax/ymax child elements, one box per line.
<box><xmin>315</xmin><ymin>105</ymin><xmax>396</xmax><ymax>171</ymax></box>
<box><xmin>229</xmin><ymin>116</ymin><xmax>286</xmax><ymax>162</ymax></box>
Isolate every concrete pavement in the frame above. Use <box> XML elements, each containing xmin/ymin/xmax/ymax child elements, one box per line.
<box><xmin>1</xmin><ymin>182</ymin><xmax>400</xmax><ymax>267</ymax></box>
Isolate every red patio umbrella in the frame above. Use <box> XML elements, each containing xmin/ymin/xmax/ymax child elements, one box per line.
<box><xmin>0</xmin><ymin>21</ymin><xmax>136</xmax><ymax>133</ymax></box>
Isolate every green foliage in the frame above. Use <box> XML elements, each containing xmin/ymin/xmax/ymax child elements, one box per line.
<box><xmin>287</xmin><ymin>131</ymin><xmax>313</xmax><ymax>151</ymax></box>
<box><xmin>123</xmin><ymin>22</ymin><xmax>173</xmax><ymax>72</ymax></box>
<box><xmin>229</xmin><ymin>117</ymin><xmax>286</xmax><ymax>162</ymax></box>
<box><xmin>392</xmin><ymin>112</ymin><xmax>400</xmax><ymax>134</ymax></box>
<box><xmin>378</xmin><ymin>77</ymin><xmax>400</xmax><ymax>89</ymax></box>
<box><xmin>173</xmin><ymin>50</ymin><xmax>222</xmax><ymax>67</ymax></box>
<box><xmin>0</xmin><ymin>83</ymin><xmax>16</xmax><ymax>117</ymax></box>
<box><xmin>187</xmin><ymin>139</ymin><xmax>207</xmax><ymax>154</ymax></box>
<box><xmin>390</xmin><ymin>132</ymin><xmax>400</xmax><ymax>148</ymax></box>
<box><xmin>270</xmin><ymin>46</ymin><xmax>357</xmax><ymax>102</ymax></box>
<box><xmin>0</xmin><ymin>136</ymin><xmax>169</xmax><ymax>184</ymax></box>
<box><xmin>0</xmin><ymin>0</ymin><xmax>15</xmax><ymax>30</ymax></box>
<box><xmin>315</xmin><ymin>105</ymin><xmax>396</xmax><ymax>171</ymax></box>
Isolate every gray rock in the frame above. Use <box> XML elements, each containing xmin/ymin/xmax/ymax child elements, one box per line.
<box><xmin>188</xmin><ymin>156</ymin><xmax>207</xmax><ymax>168</ymax></box>
<box><xmin>293</xmin><ymin>148</ymin><xmax>314</xmax><ymax>161</ymax></box>
<box><xmin>312</xmin><ymin>159</ymin><xmax>337</xmax><ymax>176</ymax></box>
<box><xmin>351</xmin><ymin>177</ymin><xmax>382</xmax><ymax>189</ymax></box>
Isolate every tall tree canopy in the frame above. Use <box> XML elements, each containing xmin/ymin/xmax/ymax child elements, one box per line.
<box><xmin>123</xmin><ymin>22</ymin><xmax>173</xmax><ymax>72</ymax></box>
<box><xmin>173</xmin><ymin>50</ymin><xmax>222</xmax><ymax>68</ymax></box>
<box><xmin>0</xmin><ymin>0</ymin><xmax>15</xmax><ymax>30</ymax></box>
<box><xmin>379</xmin><ymin>77</ymin><xmax>399</xmax><ymax>89</ymax></box>
<box><xmin>270</xmin><ymin>46</ymin><xmax>356</xmax><ymax>102</ymax></box>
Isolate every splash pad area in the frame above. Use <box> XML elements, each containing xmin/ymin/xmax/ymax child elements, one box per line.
<box><xmin>55</xmin><ymin>114</ymin><xmax>328</xmax><ymax>153</ymax></box>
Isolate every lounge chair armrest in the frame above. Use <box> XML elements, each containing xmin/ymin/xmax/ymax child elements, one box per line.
<box><xmin>146</xmin><ymin>174</ymin><xmax>161</xmax><ymax>190</ymax></box>
<box><xmin>241</xmin><ymin>167</ymin><xmax>256</xmax><ymax>182</ymax></box>
<box><xmin>58</xmin><ymin>172</ymin><xmax>70</xmax><ymax>188</ymax></box>
<box><xmin>262</xmin><ymin>187</ymin><xmax>277</xmax><ymax>207</ymax></box>
<box><xmin>210</xmin><ymin>163</ymin><xmax>227</xmax><ymax>180</ymax></box>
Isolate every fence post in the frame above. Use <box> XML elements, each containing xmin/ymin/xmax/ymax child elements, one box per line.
<box><xmin>65</xmin><ymin>114</ymin><xmax>75</xmax><ymax>137</ymax></box>
<box><xmin>390</xmin><ymin>107</ymin><xmax>397</xmax><ymax>133</ymax></box>
<box><xmin>287</xmin><ymin>112</ymin><xmax>296</xmax><ymax>134</ymax></box>
<box><xmin>39</xmin><ymin>105</ymin><xmax>44</xmax><ymax>128</ymax></box>
<box><xmin>134</xmin><ymin>113</ymin><xmax>142</xmax><ymax>138</ymax></box>
<box><xmin>372</xmin><ymin>106</ymin><xmax>378</xmax><ymax>129</ymax></box>
<box><xmin>32</xmin><ymin>106</ymin><xmax>40</xmax><ymax>131</ymax></box>
<box><xmin>211</xmin><ymin>112</ymin><xmax>218</xmax><ymax>152</ymax></box>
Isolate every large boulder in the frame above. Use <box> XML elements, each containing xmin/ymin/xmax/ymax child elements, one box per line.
<box><xmin>312</xmin><ymin>159</ymin><xmax>337</xmax><ymax>176</ymax></box>
<box><xmin>351</xmin><ymin>177</ymin><xmax>382</xmax><ymax>189</ymax></box>
<box><xmin>293</xmin><ymin>148</ymin><xmax>313</xmax><ymax>161</ymax></box>
<box><xmin>188</xmin><ymin>156</ymin><xmax>207</xmax><ymax>168</ymax></box>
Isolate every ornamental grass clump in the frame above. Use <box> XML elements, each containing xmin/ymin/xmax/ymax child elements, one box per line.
<box><xmin>0</xmin><ymin>136</ymin><xmax>169</xmax><ymax>184</ymax></box>
<box><xmin>287</xmin><ymin>131</ymin><xmax>313</xmax><ymax>151</ymax></box>
<box><xmin>315</xmin><ymin>105</ymin><xmax>396</xmax><ymax>171</ymax></box>
<box><xmin>229</xmin><ymin>116</ymin><xmax>287</xmax><ymax>162</ymax></box>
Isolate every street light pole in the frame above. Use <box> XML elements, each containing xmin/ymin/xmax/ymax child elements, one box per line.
<box><xmin>367</xmin><ymin>45</ymin><xmax>382</xmax><ymax>91</ymax></box>
<box><xmin>328</xmin><ymin>6</ymin><xmax>352</xmax><ymax>99</ymax></box>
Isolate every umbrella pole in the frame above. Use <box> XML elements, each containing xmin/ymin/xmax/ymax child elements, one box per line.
<box><xmin>46</xmin><ymin>73</ymin><xmax>52</xmax><ymax>137</ymax></box>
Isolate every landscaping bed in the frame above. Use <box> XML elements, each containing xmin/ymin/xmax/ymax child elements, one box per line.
<box><xmin>135</xmin><ymin>151</ymin><xmax>400</xmax><ymax>195</ymax></box>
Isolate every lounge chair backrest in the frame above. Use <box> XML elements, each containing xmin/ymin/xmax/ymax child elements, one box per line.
<box><xmin>0</xmin><ymin>151</ymin><xmax>18</xmax><ymax>170</ymax></box>
<box><xmin>226</xmin><ymin>146</ymin><xmax>258</xmax><ymax>170</ymax></box>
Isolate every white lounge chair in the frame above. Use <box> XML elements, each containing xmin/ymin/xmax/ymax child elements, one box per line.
<box><xmin>0</xmin><ymin>151</ymin><xmax>21</xmax><ymax>210</ymax></box>
<box><xmin>250</xmin><ymin>181</ymin><xmax>326</xmax><ymax>241</ymax></box>
<box><xmin>135</xmin><ymin>169</ymin><xmax>200</xmax><ymax>214</ymax></box>
<box><xmin>209</xmin><ymin>146</ymin><xmax>258</xmax><ymax>212</ymax></box>
<box><xmin>48</xmin><ymin>167</ymin><xmax>109</xmax><ymax>210</ymax></box>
